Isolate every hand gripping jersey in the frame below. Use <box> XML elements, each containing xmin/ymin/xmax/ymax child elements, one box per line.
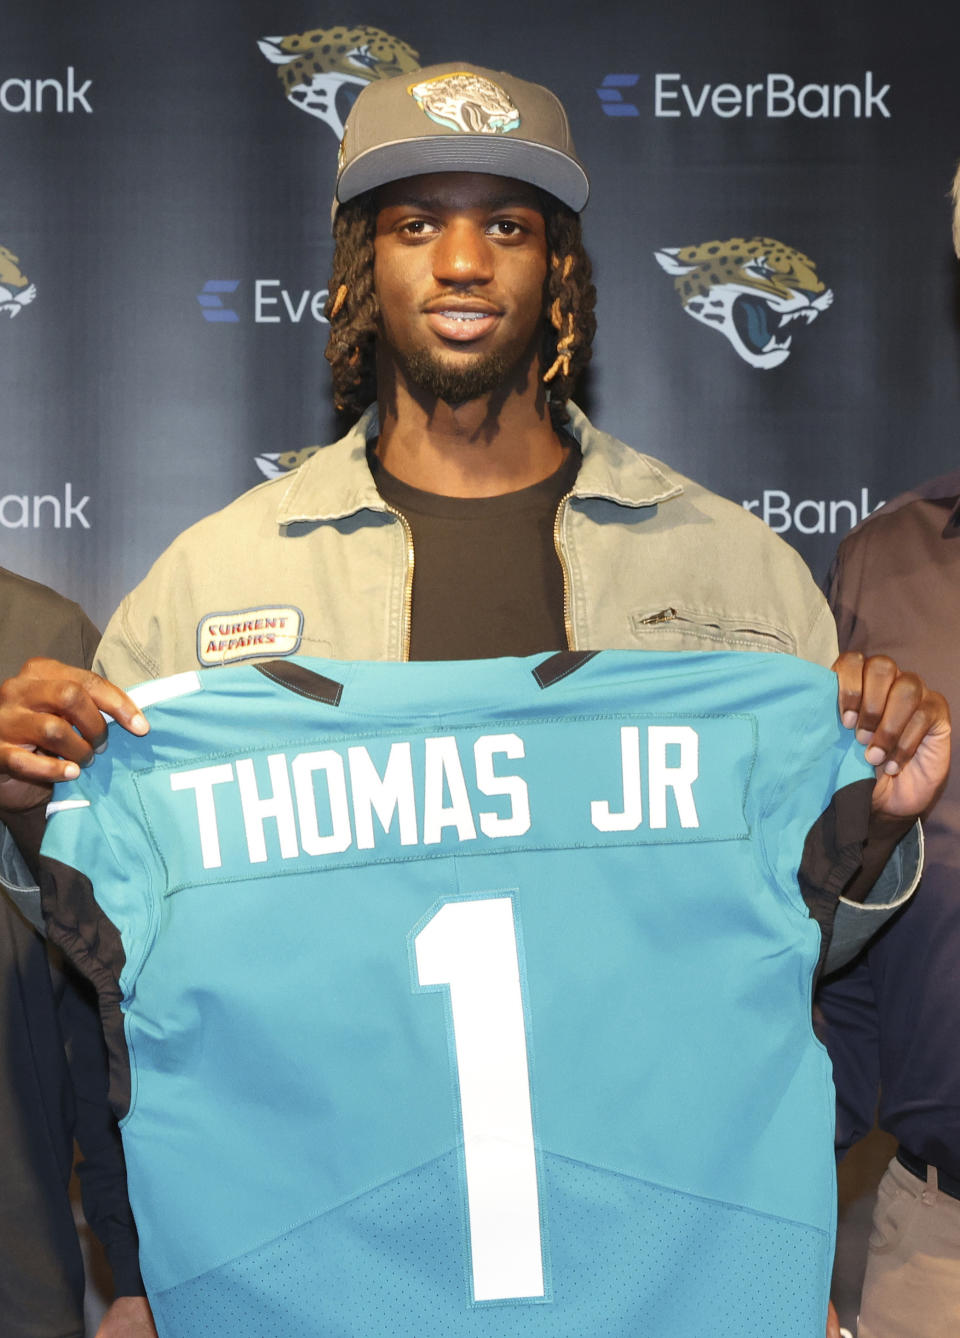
<box><xmin>40</xmin><ymin>650</ymin><xmax>873</xmax><ymax>1338</ymax></box>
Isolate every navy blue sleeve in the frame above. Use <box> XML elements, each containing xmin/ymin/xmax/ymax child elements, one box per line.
<box><xmin>814</xmin><ymin>958</ymin><xmax>882</xmax><ymax>1154</ymax></box>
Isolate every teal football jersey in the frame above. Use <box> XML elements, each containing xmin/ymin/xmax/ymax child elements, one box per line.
<box><xmin>40</xmin><ymin>651</ymin><xmax>873</xmax><ymax>1338</ymax></box>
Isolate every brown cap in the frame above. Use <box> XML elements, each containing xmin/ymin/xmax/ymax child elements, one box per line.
<box><xmin>334</xmin><ymin>62</ymin><xmax>589</xmax><ymax>215</ymax></box>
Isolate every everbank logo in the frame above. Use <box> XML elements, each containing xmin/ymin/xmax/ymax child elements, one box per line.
<box><xmin>0</xmin><ymin>67</ymin><xmax>93</xmax><ymax>114</ymax></box>
<box><xmin>197</xmin><ymin>280</ymin><xmax>330</xmax><ymax>324</ymax></box>
<box><xmin>0</xmin><ymin>484</ymin><xmax>90</xmax><ymax>529</ymax></box>
<box><xmin>597</xmin><ymin>71</ymin><xmax>890</xmax><ymax>120</ymax></box>
<box><xmin>744</xmin><ymin>488</ymin><xmax>883</xmax><ymax>536</ymax></box>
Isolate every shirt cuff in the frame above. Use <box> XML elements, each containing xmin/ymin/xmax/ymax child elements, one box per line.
<box><xmin>825</xmin><ymin>820</ymin><xmax>923</xmax><ymax>973</ymax></box>
<box><xmin>103</xmin><ymin>1239</ymin><xmax>146</xmax><ymax>1299</ymax></box>
<box><xmin>0</xmin><ymin>822</ymin><xmax>44</xmax><ymax>933</ymax></box>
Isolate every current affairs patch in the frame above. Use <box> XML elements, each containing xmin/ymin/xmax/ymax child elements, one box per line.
<box><xmin>197</xmin><ymin>606</ymin><xmax>303</xmax><ymax>667</ymax></box>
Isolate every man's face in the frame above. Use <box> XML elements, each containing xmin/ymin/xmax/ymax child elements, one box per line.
<box><xmin>373</xmin><ymin>172</ymin><xmax>549</xmax><ymax>404</ymax></box>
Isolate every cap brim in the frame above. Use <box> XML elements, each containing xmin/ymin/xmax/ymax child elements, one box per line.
<box><xmin>337</xmin><ymin>135</ymin><xmax>590</xmax><ymax>212</ymax></box>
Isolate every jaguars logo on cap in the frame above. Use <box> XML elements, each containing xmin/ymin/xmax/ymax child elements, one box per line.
<box><xmin>408</xmin><ymin>71</ymin><xmax>520</xmax><ymax>134</ymax></box>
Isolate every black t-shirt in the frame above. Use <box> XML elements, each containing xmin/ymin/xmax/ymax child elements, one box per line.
<box><xmin>369</xmin><ymin>445</ymin><xmax>581</xmax><ymax>661</ymax></box>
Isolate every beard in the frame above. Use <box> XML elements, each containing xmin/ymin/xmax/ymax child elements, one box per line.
<box><xmin>399</xmin><ymin>348</ymin><xmax>512</xmax><ymax>406</ymax></box>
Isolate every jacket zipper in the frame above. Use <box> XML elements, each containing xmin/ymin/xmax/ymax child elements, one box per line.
<box><xmin>391</xmin><ymin>494</ymin><xmax>571</xmax><ymax>659</ymax></box>
<box><xmin>553</xmin><ymin>492</ymin><xmax>575</xmax><ymax>650</ymax></box>
<box><xmin>385</xmin><ymin>504</ymin><xmax>415</xmax><ymax>661</ymax></box>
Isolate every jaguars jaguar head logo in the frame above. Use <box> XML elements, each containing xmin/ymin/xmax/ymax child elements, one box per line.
<box><xmin>408</xmin><ymin>72</ymin><xmax>520</xmax><ymax>134</ymax></box>
<box><xmin>654</xmin><ymin>237</ymin><xmax>833</xmax><ymax>369</ymax></box>
<box><xmin>258</xmin><ymin>24</ymin><xmax>420</xmax><ymax>140</ymax></box>
<box><xmin>255</xmin><ymin>446</ymin><xmax>320</xmax><ymax>481</ymax></box>
<box><xmin>0</xmin><ymin>246</ymin><xmax>37</xmax><ymax>318</ymax></box>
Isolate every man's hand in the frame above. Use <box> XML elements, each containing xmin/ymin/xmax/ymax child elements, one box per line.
<box><xmin>833</xmin><ymin>652</ymin><xmax>950</xmax><ymax>820</ymax></box>
<box><xmin>826</xmin><ymin>1298</ymin><xmax>841</xmax><ymax>1338</ymax></box>
<box><xmin>94</xmin><ymin>1295</ymin><xmax>158</xmax><ymax>1338</ymax></box>
<box><xmin>0</xmin><ymin>658</ymin><xmax>149</xmax><ymax>813</ymax></box>
<box><xmin>834</xmin><ymin>652</ymin><xmax>950</xmax><ymax>902</ymax></box>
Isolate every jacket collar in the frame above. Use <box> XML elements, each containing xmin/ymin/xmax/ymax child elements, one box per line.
<box><xmin>563</xmin><ymin>403</ymin><xmax>683</xmax><ymax>509</ymax></box>
<box><xmin>275</xmin><ymin>401</ymin><xmax>684</xmax><ymax>525</ymax></box>
<box><xmin>277</xmin><ymin>406</ymin><xmax>385</xmax><ymax>524</ymax></box>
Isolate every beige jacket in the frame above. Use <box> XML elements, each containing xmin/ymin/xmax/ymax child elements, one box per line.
<box><xmin>90</xmin><ymin>403</ymin><xmax>915</xmax><ymax>971</ymax></box>
<box><xmin>96</xmin><ymin>404</ymin><xmax>837</xmax><ymax>686</ymax></box>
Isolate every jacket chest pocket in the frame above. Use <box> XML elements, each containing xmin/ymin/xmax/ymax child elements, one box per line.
<box><xmin>628</xmin><ymin>605</ymin><xmax>797</xmax><ymax>655</ymax></box>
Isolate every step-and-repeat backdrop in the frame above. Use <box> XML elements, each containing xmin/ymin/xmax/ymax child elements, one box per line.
<box><xmin>5</xmin><ymin>0</ymin><xmax>960</xmax><ymax>627</ymax></box>
<box><xmin>4</xmin><ymin>2</ymin><xmax>960</xmax><ymax>1332</ymax></box>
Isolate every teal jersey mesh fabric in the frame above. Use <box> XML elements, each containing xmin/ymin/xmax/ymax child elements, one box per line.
<box><xmin>40</xmin><ymin>651</ymin><xmax>873</xmax><ymax>1338</ymax></box>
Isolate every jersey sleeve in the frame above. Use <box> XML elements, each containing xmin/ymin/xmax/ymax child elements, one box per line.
<box><xmin>757</xmin><ymin>687</ymin><xmax>876</xmax><ymax>977</ymax></box>
<box><xmin>39</xmin><ymin>764</ymin><xmax>159</xmax><ymax>1120</ymax></box>
<box><xmin>56</xmin><ymin>959</ymin><xmax>146</xmax><ymax>1295</ymax></box>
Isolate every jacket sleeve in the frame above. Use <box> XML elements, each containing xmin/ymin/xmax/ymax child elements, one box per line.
<box><xmin>0</xmin><ymin>581</ymin><xmax>146</xmax><ymax>1296</ymax></box>
<box><xmin>799</xmin><ymin>590</ymin><xmax>841</xmax><ymax>670</ymax></box>
<box><xmin>94</xmin><ymin>589</ymin><xmax>162</xmax><ymax>691</ymax></box>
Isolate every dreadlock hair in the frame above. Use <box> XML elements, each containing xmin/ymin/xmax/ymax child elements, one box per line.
<box><xmin>325</xmin><ymin>196</ymin><xmax>380</xmax><ymax>414</ymax></box>
<box><xmin>538</xmin><ymin>193</ymin><xmax>596</xmax><ymax>424</ymax></box>
<box><xmin>324</xmin><ymin>188</ymin><xmax>597</xmax><ymax>421</ymax></box>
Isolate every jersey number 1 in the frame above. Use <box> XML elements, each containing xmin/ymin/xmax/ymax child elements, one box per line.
<box><xmin>414</xmin><ymin>896</ymin><xmax>546</xmax><ymax>1303</ymax></box>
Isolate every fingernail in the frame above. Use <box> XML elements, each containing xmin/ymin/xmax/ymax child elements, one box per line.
<box><xmin>63</xmin><ymin>763</ymin><xmax>80</xmax><ymax>780</ymax></box>
<box><xmin>856</xmin><ymin>729</ymin><xmax>873</xmax><ymax>746</ymax></box>
<box><xmin>842</xmin><ymin>710</ymin><xmax>858</xmax><ymax>728</ymax></box>
<box><xmin>95</xmin><ymin>741</ymin><xmax>108</xmax><ymax>754</ymax></box>
<box><xmin>884</xmin><ymin>760</ymin><xmax>901</xmax><ymax>776</ymax></box>
<box><xmin>132</xmin><ymin>714</ymin><xmax>149</xmax><ymax>734</ymax></box>
<box><xmin>865</xmin><ymin>746</ymin><xmax>886</xmax><ymax>765</ymax></box>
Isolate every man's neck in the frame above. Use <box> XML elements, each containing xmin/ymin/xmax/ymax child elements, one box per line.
<box><xmin>374</xmin><ymin>372</ymin><xmax>568</xmax><ymax>498</ymax></box>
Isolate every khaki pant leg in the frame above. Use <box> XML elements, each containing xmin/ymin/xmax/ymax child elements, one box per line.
<box><xmin>858</xmin><ymin>1156</ymin><xmax>960</xmax><ymax>1338</ymax></box>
